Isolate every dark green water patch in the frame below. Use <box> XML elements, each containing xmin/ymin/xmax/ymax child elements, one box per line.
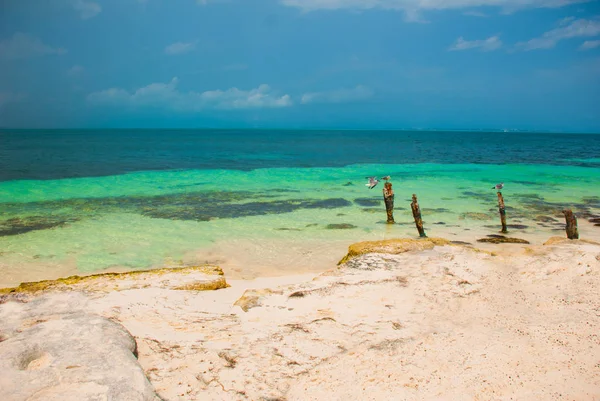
<box><xmin>326</xmin><ymin>223</ymin><xmax>357</xmax><ymax>229</ymax></box>
<box><xmin>582</xmin><ymin>196</ymin><xmax>600</xmax><ymax>208</ymax></box>
<box><xmin>422</xmin><ymin>208</ymin><xmax>451</xmax><ymax>214</ymax></box>
<box><xmin>0</xmin><ymin>216</ymin><xmax>80</xmax><ymax>237</ymax></box>
<box><xmin>477</xmin><ymin>236</ymin><xmax>530</xmax><ymax>244</ymax></box>
<box><xmin>142</xmin><ymin>198</ymin><xmax>352</xmax><ymax>221</ymax></box>
<box><xmin>0</xmin><ymin>191</ymin><xmax>353</xmax><ymax>223</ymax></box>
<box><xmin>461</xmin><ymin>191</ymin><xmax>491</xmax><ymax>200</ymax></box>
<box><xmin>459</xmin><ymin>212</ymin><xmax>494</xmax><ymax>221</ymax></box>
<box><xmin>354</xmin><ymin>198</ymin><xmax>382</xmax><ymax>207</ymax></box>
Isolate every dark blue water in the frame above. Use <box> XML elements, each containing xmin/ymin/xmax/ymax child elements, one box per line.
<box><xmin>1</xmin><ymin>129</ymin><xmax>599</xmax><ymax>181</ymax></box>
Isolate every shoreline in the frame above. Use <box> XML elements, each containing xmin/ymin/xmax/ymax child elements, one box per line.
<box><xmin>1</xmin><ymin>237</ymin><xmax>599</xmax><ymax>400</ymax></box>
<box><xmin>2</xmin><ymin>217</ymin><xmax>599</xmax><ymax>288</ymax></box>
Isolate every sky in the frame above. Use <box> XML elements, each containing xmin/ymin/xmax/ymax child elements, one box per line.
<box><xmin>0</xmin><ymin>0</ymin><xmax>599</xmax><ymax>131</ymax></box>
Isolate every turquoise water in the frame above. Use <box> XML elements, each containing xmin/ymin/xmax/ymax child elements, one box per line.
<box><xmin>1</xmin><ymin>130</ymin><xmax>599</xmax><ymax>285</ymax></box>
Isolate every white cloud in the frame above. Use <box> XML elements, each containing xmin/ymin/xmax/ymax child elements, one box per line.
<box><xmin>68</xmin><ymin>65</ymin><xmax>85</xmax><ymax>76</ymax></box>
<box><xmin>301</xmin><ymin>85</ymin><xmax>373</xmax><ymax>104</ymax></box>
<box><xmin>164</xmin><ymin>42</ymin><xmax>196</xmax><ymax>55</ymax></box>
<box><xmin>579</xmin><ymin>39</ymin><xmax>600</xmax><ymax>50</ymax></box>
<box><xmin>516</xmin><ymin>17</ymin><xmax>600</xmax><ymax>50</ymax></box>
<box><xmin>88</xmin><ymin>78</ymin><xmax>293</xmax><ymax>111</ymax></box>
<box><xmin>0</xmin><ymin>33</ymin><xmax>67</xmax><ymax>60</ymax></box>
<box><xmin>280</xmin><ymin>0</ymin><xmax>588</xmax><ymax>16</ymax></box>
<box><xmin>72</xmin><ymin>0</ymin><xmax>101</xmax><ymax>19</ymax></box>
<box><xmin>449</xmin><ymin>36</ymin><xmax>502</xmax><ymax>51</ymax></box>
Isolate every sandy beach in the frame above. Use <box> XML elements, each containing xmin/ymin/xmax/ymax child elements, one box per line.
<box><xmin>1</xmin><ymin>235</ymin><xmax>599</xmax><ymax>400</ymax></box>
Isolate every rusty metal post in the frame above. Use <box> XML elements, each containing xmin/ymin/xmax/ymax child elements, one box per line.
<box><xmin>383</xmin><ymin>182</ymin><xmax>394</xmax><ymax>224</ymax></box>
<box><xmin>410</xmin><ymin>194</ymin><xmax>427</xmax><ymax>238</ymax></box>
<box><xmin>562</xmin><ymin>209</ymin><xmax>579</xmax><ymax>239</ymax></box>
<box><xmin>497</xmin><ymin>192</ymin><xmax>508</xmax><ymax>234</ymax></box>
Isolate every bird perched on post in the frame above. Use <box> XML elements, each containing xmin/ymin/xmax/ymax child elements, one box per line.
<box><xmin>492</xmin><ymin>183</ymin><xmax>504</xmax><ymax>190</ymax></box>
<box><xmin>380</xmin><ymin>176</ymin><xmax>391</xmax><ymax>182</ymax></box>
<box><xmin>365</xmin><ymin>177</ymin><xmax>379</xmax><ymax>189</ymax></box>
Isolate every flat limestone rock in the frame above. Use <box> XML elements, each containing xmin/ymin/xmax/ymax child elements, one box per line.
<box><xmin>543</xmin><ymin>236</ymin><xmax>600</xmax><ymax>246</ymax></box>
<box><xmin>338</xmin><ymin>237</ymin><xmax>450</xmax><ymax>264</ymax></box>
<box><xmin>0</xmin><ymin>265</ymin><xmax>228</xmax><ymax>302</ymax></box>
<box><xmin>0</xmin><ymin>310</ymin><xmax>159</xmax><ymax>401</ymax></box>
<box><xmin>477</xmin><ymin>237</ymin><xmax>530</xmax><ymax>244</ymax></box>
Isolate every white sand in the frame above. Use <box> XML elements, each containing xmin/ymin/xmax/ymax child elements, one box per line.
<box><xmin>2</xmin><ymin>237</ymin><xmax>599</xmax><ymax>400</ymax></box>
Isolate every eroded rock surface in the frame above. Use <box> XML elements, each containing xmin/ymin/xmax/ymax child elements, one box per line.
<box><xmin>0</xmin><ymin>309</ymin><xmax>159</xmax><ymax>401</ymax></box>
<box><xmin>1</xmin><ymin>240</ymin><xmax>599</xmax><ymax>400</ymax></box>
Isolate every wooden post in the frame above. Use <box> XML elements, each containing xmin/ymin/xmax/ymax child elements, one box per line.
<box><xmin>562</xmin><ymin>209</ymin><xmax>579</xmax><ymax>239</ymax></box>
<box><xmin>383</xmin><ymin>182</ymin><xmax>394</xmax><ymax>224</ymax></box>
<box><xmin>410</xmin><ymin>194</ymin><xmax>427</xmax><ymax>238</ymax></box>
<box><xmin>497</xmin><ymin>192</ymin><xmax>508</xmax><ymax>234</ymax></box>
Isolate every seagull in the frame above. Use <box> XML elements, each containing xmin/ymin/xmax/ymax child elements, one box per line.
<box><xmin>380</xmin><ymin>175</ymin><xmax>391</xmax><ymax>182</ymax></box>
<box><xmin>365</xmin><ymin>177</ymin><xmax>379</xmax><ymax>189</ymax></box>
<box><xmin>492</xmin><ymin>182</ymin><xmax>504</xmax><ymax>190</ymax></box>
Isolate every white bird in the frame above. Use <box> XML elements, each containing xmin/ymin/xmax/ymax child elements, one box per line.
<box><xmin>365</xmin><ymin>177</ymin><xmax>379</xmax><ymax>189</ymax></box>
<box><xmin>380</xmin><ymin>175</ymin><xmax>391</xmax><ymax>182</ymax></box>
<box><xmin>492</xmin><ymin>182</ymin><xmax>504</xmax><ymax>190</ymax></box>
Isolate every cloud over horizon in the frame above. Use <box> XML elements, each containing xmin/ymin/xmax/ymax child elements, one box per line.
<box><xmin>0</xmin><ymin>33</ymin><xmax>67</xmax><ymax>60</ymax></box>
<box><xmin>164</xmin><ymin>41</ymin><xmax>196</xmax><ymax>55</ymax></box>
<box><xmin>449</xmin><ymin>36</ymin><xmax>502</xmax><ymax>51</ymax></box>
<box><xmin>280</xmin><ymin>0</ymin><xmax>588</xmax><ymax>14</ymax></box>
<box><xmin>87</xmin><ymin>78</ymin><xmax>293</xmax><ymax>111</ymax></box>
<box><xmin>72</xmin><ymin>0</ymin><xmax>102</xmax><ymax>19</ymax></box>
<box><xmin>579</xmin><ymin>39</ymin><xmax>600</xmax><ymax>50</ymax></box>
<box><xmin>516</xmin><ymin>17</ymin><xmax>600</xmax><ymax>50</ymax></box>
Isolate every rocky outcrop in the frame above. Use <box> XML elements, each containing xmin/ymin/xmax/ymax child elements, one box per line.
<box><xmin>1</xmin><ymin>239</ymin><xmax>599</xmax><ymax>400</ymax></box>
<box><xmin>0</xmin><ymin>309</ymin><xmax>159</xmax><ymax>401</ymax></box>
<box><xmin>543</xmin><ymin>236</ymin><xmax>600</xmax><ymax>246</ymax></box>
<box><xmin>477</xmin><ymin>236</ymin><xmax>530</xmax><ymax>244</ymax></box>
<box><xmin>0</xmin><ymin>265</ymin><xmax>228</xmax><ymax>303</ymax></box>
<box><xmin>337</xmin><ymin>237</ymin><xmax>450</xmax><ymax>264</ymax></box>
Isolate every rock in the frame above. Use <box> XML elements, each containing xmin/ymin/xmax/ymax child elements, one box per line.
<box><xmin>477</xmin><ymin>237</ymin><xmax>530</xmax><ymax>244</ymax></box>
<box><xmin>326</xmin><ymin>224</ymin><xmax>357</xmax><ymax>230</ymax></box>
<box><xmin>234</xmin><ymin>289</ymin><xmax>281</xmax><ymax>312</ymax></box>
<box><xmin>458</xmin><ymin>212</ymin><xmax>493</xmax><ymax>221</ymax></box>
<box><xmin>0</xmin><ymin>312</ymin><xmax>159</xmax><ymax>401</ymax></box>
<box><xmin>507</xmin><ymin>224</ymin><xmax>529</xmax><ymax>230</ymax></box>
<box><xmin>0</xmin><ymin>265</ymin><xmax>228</xmax><ymax>302</ymax></box>
<box><xmin>0</xmin><ymin>216</ymin><xmax>80</xmax><ymax>237</ymax></box>
<box><xmin>543</xmin><ymin>237</ymin><xmax>600</xmax><ymax>246</ymax></box>
<box><xmin>535</xmin><ymin>215</ymin><xmax>558</xmax><ymax>223</ymax></box>
<box><xmin>338</xmin><ymin>238</ymin><xmax>451</xmax><ymax>264</ymax></box>
<box><xmin>353</xmin><ymin>198</ymin><xmax>381</xmax><ymax>207</ymax></box>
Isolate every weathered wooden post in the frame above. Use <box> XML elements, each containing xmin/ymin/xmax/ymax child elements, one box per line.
<box><xmin>562</xmin><ymin>209</ymin><xmax>579</xmax><ymax>239</ymax></box>
<box><xmin>410</xmin><ymin>194</ymin><xmax>427</xmax><ymax>238</ymax></box>
<box><xmin>383</xmin><ymin>182</ymin><xmax>394</xmax><ymax>224</ymax></box>
<box><xmin>497</xmin><ymin>192</ymin><xmax>508</xmax><ymax>234</ymax></box>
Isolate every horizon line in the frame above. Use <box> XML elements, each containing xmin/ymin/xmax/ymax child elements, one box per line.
<box><xmin>1</xmin><ymin>127</ymin><xmax>600</xmax><ymax>135</ymax></box>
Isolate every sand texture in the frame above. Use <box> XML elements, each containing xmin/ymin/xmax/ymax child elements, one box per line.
<box><xmin>1</xmin><ymin>239</ymin><xmax>599</xmax><ymax>400</ymax></box>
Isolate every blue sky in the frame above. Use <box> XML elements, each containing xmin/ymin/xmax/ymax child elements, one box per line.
<box><xmin>0</xmin><ymin>0</ymin><xmax>599</xmax><ymax>131</ymax></box>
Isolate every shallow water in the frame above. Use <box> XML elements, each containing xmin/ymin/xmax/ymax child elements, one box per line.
<box><xmin>1</xmin><ymin>130</ymin><xmax>599</xmax><ymax>286</ymax></box>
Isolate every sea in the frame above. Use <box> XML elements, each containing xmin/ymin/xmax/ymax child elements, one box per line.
<box><xmin>1</xmin><ymin>129</ymin><xmax>599</xmax><ymax>286</ymax></box>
